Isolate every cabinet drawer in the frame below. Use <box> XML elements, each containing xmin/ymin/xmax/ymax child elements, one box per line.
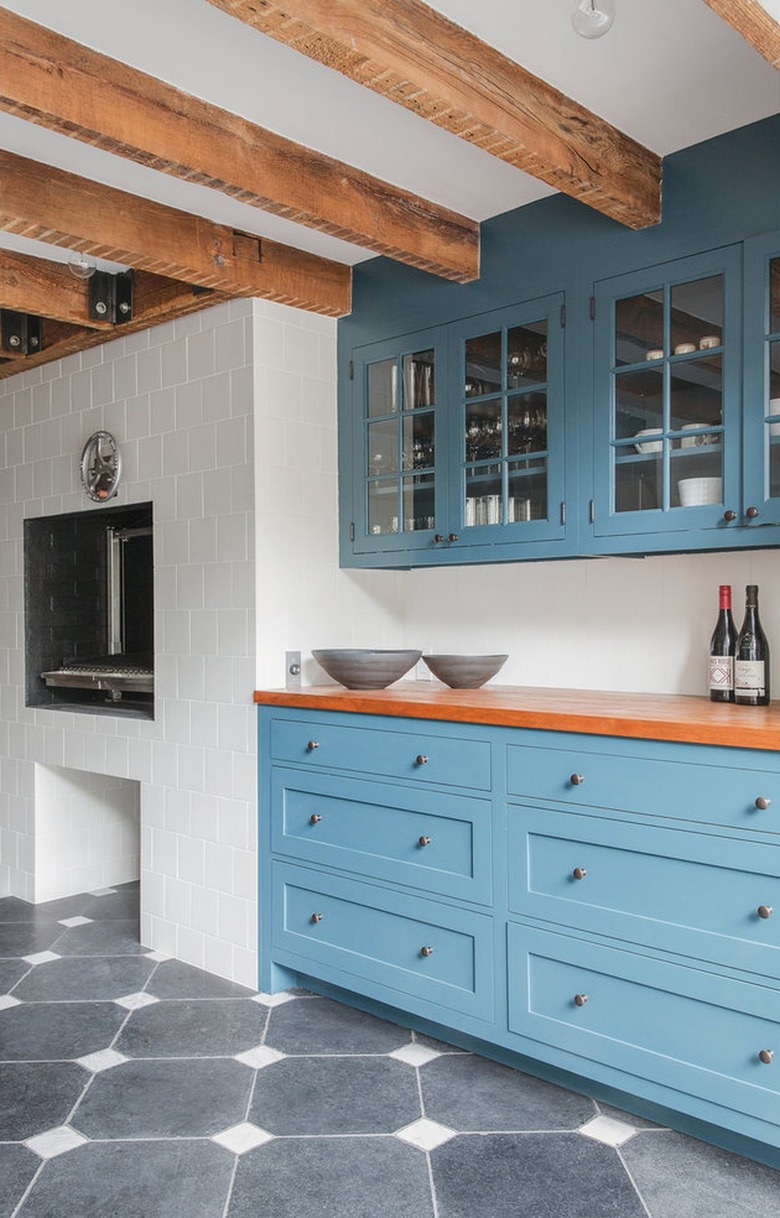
<box><xmin>507</xmin><ymin>806</ymin><xmax>780</xmax><ymax>975</ymax></box>
<box><xmin>507</xmin><ymin>924</ymin><xmax>780</xmax><ymax>1130</ymax></box>
<box><xmin>271</xmin><ymin>770</ymin><xmax>492</xmax><ymax>904</ymax></box>
<box><xmin>506</xmin><ymin>739</ymin><xmax>779</xmax><ymax>831</ymax></box>
<box><xmin>271</xmin><ymin>716</ymin><xmax>491</xmax><ymax>790</ymax></box>
<box><xmin>272</xmin><ymin>862</ymin><xmax>494</xmax><ymax>1021</ymax></box>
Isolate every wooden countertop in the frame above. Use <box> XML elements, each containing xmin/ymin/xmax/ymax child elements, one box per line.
<box><xmin>254</xmin><ymin>683</ymin><xmax>780</xmax><ymax>751</ymax></box>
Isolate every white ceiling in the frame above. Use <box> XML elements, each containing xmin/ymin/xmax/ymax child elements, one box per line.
<box><xmin>1</xmin><ymin>0</ymin><xmax>779</xmax><ymax>274</ymax></box>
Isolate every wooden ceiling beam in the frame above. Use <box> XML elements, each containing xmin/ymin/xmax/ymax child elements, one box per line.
<box><xmin>205</xmin><ymin>0</ymin><xmax>662</xmax><ymax>230</ymax></box>
<box><xmin>0</xmin><ymin>248</ymin><xmax>112</xmax><ymax>329</ymax></box>
<box><xmin>0</xmin><ymin>6</ymin><xmax>479</xmax><ymax>283</ymax></box>
<box><xmin>701</xmin><ymin>0</ymin><xmax>780</xmax><ymax>68</ymax></box>
<box><xmin>0</xmin><ymin>151</ymin><xmax>351</xmax><ymax>317</ymax></box>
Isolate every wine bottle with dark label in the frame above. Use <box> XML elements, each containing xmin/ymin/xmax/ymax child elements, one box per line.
<box><xmin>734</xmin><ymin>585</ymin><xmax>771</xmax><ymax>706</ymax></box>
<box><xmin>708</xmin><ymin>584</ymin><xmax>736</xmax><ymax>702</ymax></box>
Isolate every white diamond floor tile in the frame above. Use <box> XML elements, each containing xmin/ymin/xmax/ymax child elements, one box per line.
<box><xmin>579</xmin><ymin>1114</ymin><xmax>638</xmax><ymax>1147</ymax></box>
<box><xmin>0</xmin><ymin>994</ymin><xmax>21</xmax><ymax>1011</ymax></box>
<box><xmin>57</xmin><ymin>915</ymin><xmax>93</xmax><ymax>928</ymax></box>
<box><xmin>22</xmin><ymin>950</ymin><xmax>60</xmax><ymax>966</ymax></box>
<box><xmin>114</xmin><ymin>991</ymin><xmax>159</xmax><ymax>1011</ymax></box>
<box><xmin>145</xmin><ymin>950</ymin><xmax>171</xmax><ymax>962</ymax></box>
<box><xmin>76</xmin><ymin>1048</ymin><xmax>129</xmax><ymax>1073</ymax></box>
<box><xmin>390</xmin><ymin>1043</ymin><xmax>443</xmax><ymax>1067</ymax></box>
<box><xmin>25</xmin><ymin>1125</ymin><xmax>89</xmax><ymax>1159</ymax></box>
<box><xmin>88</xmin><ymin>888</ymin><xmax>117</xmax><ymax>896</ymax></box>
<box><xmin>253</xmin><ymin>990</ymin><xmax>297</xmax><ymax>1007</ymax></box>
<box><xmin>394</xmin><ymin>1117</ymin><xmax>457</xmax><ymax>1151</ymax></box>
<box><xmin>234</xmin><ymin>1045</ymin><xmax>286</xmax><ymax>1069</ymax></box>
<box><xmin>211</xmin><ymin>1122</ymin><xmax>275</xmax><ymax>1154</ymax></box>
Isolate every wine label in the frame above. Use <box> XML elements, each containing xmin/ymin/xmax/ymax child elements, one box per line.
<box><xmin>708</xmin><ymin>656</ymin><xmax>734</xmax><ymax>690</ymax></box>
<box><xmin>734</xmin><ymin>659</ymin><xmax>766</xmax><ymax>695</ymax></box>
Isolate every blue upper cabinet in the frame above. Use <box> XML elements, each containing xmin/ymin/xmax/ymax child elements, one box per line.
<box><xmin>743</xmin><ymin>232</ymin><xmax>780</xmax><ymax>530</ymax></box>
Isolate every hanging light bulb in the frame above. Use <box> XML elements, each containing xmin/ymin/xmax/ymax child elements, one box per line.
<box><xmin>67</xmin><ymin>252</ymin><xmax>97</xmax><ymax>280</ymax></box>
<box><xmin>572</xmin><ymin>0</ymin><xmax>615</xmax><ymax>39</ymax></box>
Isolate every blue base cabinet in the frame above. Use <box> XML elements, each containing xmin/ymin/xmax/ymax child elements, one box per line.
<box><xmin>257</xmin><ymin>705</ymin><xmax>780</xmax><ymax>1162</ymax></box>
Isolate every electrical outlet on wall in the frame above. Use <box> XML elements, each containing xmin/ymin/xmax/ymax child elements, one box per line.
<box><xmin>285</xmin><ymin>651</ymin><xmax>302</xmax><ymax>688</ymax></box>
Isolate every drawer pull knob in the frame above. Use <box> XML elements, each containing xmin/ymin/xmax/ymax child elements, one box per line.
<box><xmin>448</xmin><ymin>533</ymin><xmax>459</xmax><ymax>543</ymax></box>
<box><xmin>574</xmin><ymin>993</ymin><xmax>588</xmax><ymax>1007</ymax></box>
<box><xmin>420</xmin><ymin>945</ymin><xmax>434</xmax><ymax>957</ymax></box>
<box><xmin>572</xmin><ymin>867</ymin><xmax>587</xmax><ymax>881</ymax></box>
<box><xmin>759</xmin><ymin>1049</ymin><xmax>775</xmax><ymax>1065</ymax></box>
<box><xmin>416</xmin><ymin>754</ymin><xmax>429</xmax><ymax>766</ymax></box>
<box><xmin>310</xmin><ymin>912</ymin><xmax>324</xmax><ymax>924</ymax></box>
<box><xmin>758</xmin><ymin>905</ymin><xmax>773</xmax><ymax>919</ymax></box>
<box><xmin>723</xmin><ymin>509</ymin><xmax>737</xmax><ymax>522</ymax></box>
<box><xmin>418</xmin><ymin>835</ymin><xmax>432</xmax><ymax>847</ymax></box>
<box><xmin>746</xmin><ymin>506</ymin><xmax>760</xmax><ymax>519</ymax></box>
<box><xmin>309</xmin><ymin>814</ymin><xmax>322</xmax><ymax>825</ymax></box>
<box><xmin>755</xmin><ymin>796</ymin><xmax>771</xmax><ymax>811</ymax></box>
<box><xmin>307</xmin><ymin>740</ymin><xmax>320</xmax><ymax>751</ymax></box>
<box><xmin>570</xmin><ymin>773</ymin><xmax>584</xmax><ymax>786</ymax></box>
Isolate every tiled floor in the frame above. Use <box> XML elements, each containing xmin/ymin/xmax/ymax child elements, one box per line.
<box><xmin>1</xmin><ymin>883</ymin><xmax>778</xmax><ymax>1218</ymax></box>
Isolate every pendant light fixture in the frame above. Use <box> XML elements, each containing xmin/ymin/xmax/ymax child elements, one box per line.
<box><xmin>571</xmin><ymin>0</ymin><xmax>615</xmax><ymax>39</ymax></box>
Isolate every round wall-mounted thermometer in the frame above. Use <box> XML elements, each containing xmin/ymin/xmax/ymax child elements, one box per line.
<box><xmin>80</xmin><ymin>430</ymin><xmax>122</xmax><ymax>502</ymax></box>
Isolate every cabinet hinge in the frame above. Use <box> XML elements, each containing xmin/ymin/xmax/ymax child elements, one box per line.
<box><xmin>589</xmin><ymin>499</ymin><xmax>595</xmax><ymax>524</ymax></box>
<box><xmin>560</xmin><ymin>501</ymin><xmax>566</xmax><ymax>526</ymax></box>
<box><xmin>348</xmin><ymin>360</ymin><xmax>354</xmax><ymax>380</ymax></box>
<box><xmin>589</xmin><ymin>296</ymin><xmax>595</xmax><ymax>321</ymax></box>
<box><xmin>349</xmin><ymin>522</ymin><xmax>355</xmax><ymax>542</ymax></box>
<box><xmin>560</xmin><ymin>303</ymin><xmax>566</xmax><ymax>328</ymax></box>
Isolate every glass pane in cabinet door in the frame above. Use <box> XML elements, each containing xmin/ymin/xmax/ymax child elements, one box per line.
<box><xmin>614</xmin><ymin>367</ymin><xmax>663</xmax><ymax>443</ymax></box>
<box><xmin>465</xmin><ymin>398</ymin><xmax>502</xmax><ymax>462</ymax></box>
<box><xmin>769</xmin><ymin>258</ymin><xmax>780</xmax><ymax>334</ymax></box>
<box><xmin>670</xmin><ymin>356</ymin><xmax>722</xmax><ymax>433</ymax></box>
<box><xmin>402</xmin><ymin>412</ymin><xmax>435</xmax><ymax>471</ymax></box>
<box><xmin>769</xmin><ymin>339</ymin><xmax>780</xmax><ymax>414</ymax></box>
<box><xmin>671</xmin><ymin>434</ymin><xmax>723</xmax><ymax>509</ymax></box>
<box><xmin>508</xmin><ymin>392</ymin><xmax>547</xmax><ymax>455</ymax></box>
<box><xmin>367</xmin><ymin>359</ymin><xmax>397</xmax><ymax>417</ymax></box>
<box><xmin>367</xmin><ymin>419</ymin><xmax>398</xmax><ymax>476</ymax></box>
<box><xmin>615</xmin><ymin>291</ymin><xmax>663</xmax><ymax>366</ymax></box>
<box><xmin>401</xmin><ymin>475</ymin><xmax>435</xmax><ymax>532</ymax></box>
<box><xmin>507</xmin><ymin>321</ymin><xmax>547</xmax><ymax>388</ymax></box>
<box><xmin>367</xmin><ymin>480</ymin><xmax>399</xmax><ymax>535</ymax></box>
<box><xmin>508</xmin><ymin>459</ymin><xmax>547</xmax><ymax>522</ymax></box>
<box><xmin>768</xmin><ymin>340</ymin><xmax>780</xmax><ymax>499</ymax></box>
<box><xmin>614</xmin><ymin>448</ymin><xmax>662</xmax><ymax>514</ymax></box>
<box><xmin>403</xmin><ymin>349</ymin><xmax>435</xmax><ymax>409</ymax></box>
<box><xmin>465</xmin><ymin>332</ymin><xmax>501</xmax><ymax>397</ymax></box>
<box><xmin>465</xmin><ymin>464</ymin><xmax>502</xmax><ymax>527</ymax></box>
<box><xmin>670</xmin><ymin>276</ymin><xmax>723</xmax><ymax>354</ymax></box>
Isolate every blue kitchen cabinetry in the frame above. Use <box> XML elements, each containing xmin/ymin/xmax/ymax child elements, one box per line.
<box><xmin>258</xmin><ymin>704</ymin><xmax>780</xmax><ymax>1161</ymax></box>
<box><xmin>743</xmin><ymin>232</ymin><xmax>780</xmax><ymax>529</ymax></box>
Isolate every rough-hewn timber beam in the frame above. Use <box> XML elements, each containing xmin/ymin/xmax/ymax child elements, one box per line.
<box><xmin>0</xmin><ymin>248</ymin><xmax>112</xmax><ymax>329</ymax></box>
<box><xmin>0</xmin><ymin>151</ymin><xmax>352</xmax><ymax>317</ymax></box>
<box><xmin>206</xmin><ymin>0</ymin><xmax>662</xmax><ymax>230</ymax></box>
<box><xmin>0</xmin><ymin>6</ymin><xmax>479</xmax><ymax>282</ymax></box>
<box><xmin>701</xmin><ymin>0</ymin><xmax>780</xmax><ymax>68</ymax></box>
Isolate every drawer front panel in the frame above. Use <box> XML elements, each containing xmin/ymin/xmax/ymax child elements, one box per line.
<box><xmin>271</xmin><ymin>717</ymin><xmax>491</xmax><ymax>790</ymax></box>
<box><xmin>273</xmin><ymin>863</ymin><xmax>494</xmax><ymax>1020</ymax></box>
<box><xmin>272</xmin><ymin>770</ymin><xmax>492</xmax><ymax>903</ymax></box>
<box><xmin>508</xmin><ymin>807</ymin><xmax>780</xmax><ymax>975</ymax></box>
<box><xmin>507</xmin><ymin>924</ymin><xmax>780</xmax><ymax>1125</ymax></box>
<box><xmin>506</xmin><ymin>741</ymin><xmax>779</xmax><ymax>831</ymax></box>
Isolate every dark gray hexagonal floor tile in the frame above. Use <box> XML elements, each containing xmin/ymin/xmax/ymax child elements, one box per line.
<box><xmin>0</xmin><ymin>1001</ymin><xmax>126</xmax><ymax>1061</ymax></box>
<box><xmin>13</xmin><ymin>955</ymin><xmax>155</xmax><ymax>1002</ymax></box>
<box><xmin>0</xmin><ymin>1062</ymin><xmax>88</xmax><ymax>1140</ymax></box>
<box><xmin>15</xmin><ymin>1140</ymin><xmax>233</xmax><ymax>1218</ymax></box>
<box><xmin>0</xmin><ymin>958</ymin><xmax>29</xmax><ymax>993</ymax></box>
<box><xmin>149</xmin><ymin>959</ymin><xmax>256</xmax><ymax>1000</ymax></box>
<box><xmin>420</xmin><ymin>1054</ymin><xmax>596</xmax><ymax>1132</ymax></box>
<box><xmin>0</xmin><ymin>923</ymin><xmax>60</xmax><ymax>959</ymax></box>
<box><xmin>621</xmin><ymin>1129</ymin><xmax>780</xmax><ymax>1218</ymax></box>
<box><xmin>432</xmin><ymin>1133</ymin><xmax>647</xmax><ymax>1218</ymax></box>
<box><xmin>115</xmin><ymin>998</ymin><xmax>265</xmax><ymax>1057</ymax></box>
<box><xmin>82</xmin><ymin>886</ymin><xmax>139</xmax><ymax>922</ymax></box>
<box><xmin>265</xmin><ymin>996</ymin><xmax>411</xmax><ymax>1055</ymax></box>
<box><xmin>228</xmin><ymin>1136</ymin><xmax>435</xmax><ymax>1218</ymax></box>
<box><xmin>0</xmin><ymin>894</ymin><xmax>92</xmax><ymax>925</ymax></box>
<box><xmin>71</xmin><ymin>1057</ymin><xmax>253</xmax><ymax>1139</ymax></box>
<box><xmin>51</xmin><ymin>920</ymin><xmax>143</xmax><ymax>957</ymax></box>
<box><xmin>249</xmin><ymin>1056</ymin><xmax>421</xmax><ymax>1135</ymax></box>
<box><xmin>0</xmin><ymin>1144</ymin><xmax>40</xmax><ymax>1218</ymax></box>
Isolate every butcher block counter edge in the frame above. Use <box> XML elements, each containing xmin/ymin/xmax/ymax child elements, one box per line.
<box><xmin>253</xmin><ymin>683</ymin><xmax>780</xmax><ymax>751</ymax></box>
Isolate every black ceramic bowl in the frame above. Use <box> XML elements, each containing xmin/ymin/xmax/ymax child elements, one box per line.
<box><xmin>312</xmin><ymin>648</ymin><xmax>422</xmax><ymax>690</ymax></box>
<box><xmin>423</xmin><ymin>654</ymin><xmax>508</xmax><ymax>689</ymax></box>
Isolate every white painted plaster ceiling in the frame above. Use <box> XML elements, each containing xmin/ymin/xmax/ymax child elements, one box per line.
<box><xmin>1</xmin><ymin>0</ymin><xmax>779</xmax><ymax>273</ymax></box>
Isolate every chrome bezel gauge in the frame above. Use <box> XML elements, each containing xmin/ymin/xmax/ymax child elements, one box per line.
<box><xmin>80</xmin><ymin>430</ymin><xmax>122</xmax><ymax>502</ymax></box>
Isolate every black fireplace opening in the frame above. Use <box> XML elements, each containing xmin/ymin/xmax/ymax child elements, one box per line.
<box><xmin>24</xmin><ymin>502</ymin><xmax>154</xmax><ymax>718</ymax></box>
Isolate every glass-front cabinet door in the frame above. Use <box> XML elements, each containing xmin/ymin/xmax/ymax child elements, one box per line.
<box><xmin>449</xmin><ymin>294</ymin><xmax>565</xmax><ymax>546</ymax></box>
<box><xmin>593</xmin><ymin>247</ymin><xmax>741</xmax><ymax>540</ymax></box>
<box><xmin>349</xmin><ymin>330</ymin><xmax>444</xmax><ymax>555</ymax></box>
<box><xmin>744</xmin><ymin>232</ymin><xmax>780</xmax><ymax>528</ymax></box>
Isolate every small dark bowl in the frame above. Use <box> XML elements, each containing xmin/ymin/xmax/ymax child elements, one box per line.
<box><xmin>313</xmin><ymin>648</ymin><xmax>422</xmax><ymax>690</ymax></box>
<box><xmin>423</xmin><ymin>654</ymin><xmax>508</xmax><ymax>689</ymax></box>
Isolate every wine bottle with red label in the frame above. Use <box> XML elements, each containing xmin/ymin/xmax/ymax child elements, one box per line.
<box><xmin>708</xmin><ymin>584</ymin><xmax>736</xmax><ymax>702</ymax></box>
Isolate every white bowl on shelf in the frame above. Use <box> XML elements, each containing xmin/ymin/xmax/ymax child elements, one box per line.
<box><xmin>634</xmin><ymin>428</ymin><xmax>663</xmax><ymax>454</ymax></box>
<box><xmin>678</xmin><ymin>477</ymin><xmax>722</xmax><ymax>507</ymax></box>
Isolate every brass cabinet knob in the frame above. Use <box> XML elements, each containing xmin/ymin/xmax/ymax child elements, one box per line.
<box><xmin>416</xmin><ymin>754</ymin><xmax>429</xmax><ymax>766</ymax></box>
<box><xmin>433</xmin><ymin>534</ymin><xmax>445</xmax><ymax>543</ymax></box>
<box><xmin>448</xmin><ymin>533</ymin><xmax>459</xmax><ymax>542</ymax></box>
<box><xmin>572</xmin><ymin>867</ymin><xmax>587</xmax><ymax>881</ymax></box>
<box><xmin>310</xmin><ymin>912</ymin><xmax>324</xmax><ymax>923</ymax></box>
<box><xmin>307</xmin><ymin>740</ymin><xmax>319</xmax><ymax>751</ymax></box>
<box><xmin>418</xmin><ymin>835</ymin><xmax>432</xmax><ymax>847</ymax></box>
<box><xmin>574</xmin><ymin>993</ymin><xmax>588</xmax><ymax>1007</ymax></box>
<box><xmin>723</xmin><ymin>509</ymin><xmax>737</xmax><ymax>522</ymax></box>
<box><xmin>758</xmin><ymin>905</ymin><xmax>774</xmax><ymax>919</ymax></box>
<box><xmin>759</xmin><ymin>1049</ymin><xmax>775</xmax><ymax>1064</ymax></box>
<box><xmin>746</xmin><ymin>506</ymin><xmax>760</xmax><ymax>519</ymax></box>
<box><xmin>570</xmin><ymin>773</ymin><xmax>584</xmax><ymax>786</ymax></box>
<box><xmin>420</xmin><ymin>945</ymin><xmax>434</xmax><ymax>957</ymax></box>
<box><xmin>755</xmin><ymin>796</ymin><xmax>771</xmax><ymax>811</ymax></box>
<box><xmin>309</xmin><ymin>814</ymin><xmax>322</xmax><ymax>825</ymax></box>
